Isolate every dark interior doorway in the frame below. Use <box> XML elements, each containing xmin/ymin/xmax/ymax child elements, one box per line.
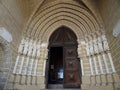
<box><xmin>48</xmin><ymin>47</ymin><xmax>63</xmax><ymax>84</ymax></box>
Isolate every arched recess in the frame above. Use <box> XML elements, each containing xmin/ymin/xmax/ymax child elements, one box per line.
<box><xmin>49</xmin><ymin>26</ymin><xmax>78</xmax><ymax>46</ymax></box>
<box><xmin>42</xmin><ymin>20</ymin><xmax>81</xmax><ymax>43</ymax></box>
<box><xmin>0</xmin><ymin>37</ymin><xmax>12</xmax><ymax>90</ymax></box>
<box><xmin>47</xmin><ymin>26</ymin><xmax>81</xmax><ymax>88</ymax></box>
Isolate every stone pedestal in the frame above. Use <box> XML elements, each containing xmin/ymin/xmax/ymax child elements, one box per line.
<box><xmin>91</xmin><ymin>76</ymin><xmax>96</xmax><ymax>86</ymax></box>
<box><xmin>101</xmin><ymin>74</ymin><xmax>107</xmax><ymax>86</ymax></box>
<box><xmin>112</xmin><ymin>73</ymin><xmax>120</xmax><ymax>90</ymax></box>
<box><xmin>81</xmin><ymin>76</ymin><xmax>90</xmax><ymax>89</ymax></box>
<box><xmin>15</xmin><ymin>75</ymin><xmax>21</xmax><ymax>83</ymax></box>
<box><xmin>21</xmin><ymin>75</ymin><xmax>26</xmax><ymax>84</ymax></box>
<box><xmin>9</xmin><ymin>74</ymin><xmax>15</xmax><ymax>83</ymax></box>
<box><xmin>112</xmin><ymin>73</ymin><xmax>120</xmax><ymax>82</ymax></box>
<box><xmin>107</xmin><ymin>74</ymin><xmax>113</xmax><ymax>85</ymax></box>
<box><xmin>32</xmin><ymin>76</ymin><xmax>36</xmax><ymax>85</ymax></box>
<box><xmin>96</xmin><ymin>75</ymin><xmax>101</xmax><ymax>86</ymax></box>
<box><xmin>27</xmin><ymin>76</ymin><xmax>31</xmax><ymax>84</ymax></box>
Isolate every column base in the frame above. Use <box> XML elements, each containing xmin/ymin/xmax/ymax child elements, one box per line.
<box><xmin>107</xmin><ymin>74</ymin><xmax>114</xmax><ymax>85</ymax></box>
<box><xmin>112</xmin><ymin>73</ymin><xmax>120</xmax><ymax>90</ymax></box>
<box><xmin>9</xmin><ymin>84</ymin><xmax>45</xmax><ymax>90</ymax></box>
<box><xmin>81</xmin><ymin>76</ymin><xmax>91</xmax><ymax>90</ymax></box>
<box><xmin>91</xmin><ymin>76</ymin><xmax>96</xmax><ymax>86</ymax></box>
<box><xmin>88</xmin><ymin>84</ymin><xmax>114</xmax><ymax>90</ymax></box>
<box><xmin>96</xmin><ymin>75</ymin><xmax>101</xmax><ymax>86</ymax></box>
<box><xmin>101</xmin><ymin>74</ymin><xmax>107</xmax><ymax>86</ymax></box>
<box><xmin>6</xmin><ymin>76</ymin><xmax>46</xmax><ymax>90</ymax></box>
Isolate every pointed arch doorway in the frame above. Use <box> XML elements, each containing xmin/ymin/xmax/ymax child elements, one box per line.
<box><xmin>47</xmin><ymin>26</ymin><xmax>81</xmax><ymax>89</ymax></box>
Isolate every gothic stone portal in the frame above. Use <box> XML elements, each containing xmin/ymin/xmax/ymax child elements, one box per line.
<box><xmin>47</xmin><ymin>26</ymin><xmax>81</xmax><ymax>88</ymax></box>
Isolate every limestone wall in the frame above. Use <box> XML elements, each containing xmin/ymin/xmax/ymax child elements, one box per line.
<box><xmin>98</xmin><ymin>0</ymin><xmax>120</xmax><ymax>80</ymax></box>
<box><xmin>0</xmin><ymin>1</ymin><xmax>28</xmax><ymax>89</ymax></box>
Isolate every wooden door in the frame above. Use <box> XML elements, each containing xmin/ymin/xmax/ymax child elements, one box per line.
<box><xmin>48</xmin><ymin>26</ymin><xmax>81</xmax><ymax>88</ymax></box>
<box><xmin>64</xmin><ymin>45</ymin><xmax>80</xmax><ymax>88</ymax></box>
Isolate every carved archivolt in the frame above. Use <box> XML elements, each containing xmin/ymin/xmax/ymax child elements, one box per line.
<box><xmin>24</xmin><ymin>0</ymin><xmax>101</xmax><ymax>43</ymax></box>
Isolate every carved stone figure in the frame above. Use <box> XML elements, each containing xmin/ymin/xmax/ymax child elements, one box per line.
<box><xmin>93</xmin><ymin>38</ymin><xmax>99</xmax><ymax>54</ymax></box>
<box><xmin>36</xmin><ymin>41</ymin><xmax>41</xmax><ymax>57</ymax></box>
<box><xmin>98</xmin><ymin>37</ymin><xmax>104</xmax><ymax>52</ymax></box>
<box><xmin>28</xmin><ymin>39</ymin><xmax>33</xmax><ymax>56</ymax></box>
<box><xmin>86</xmin><ymin>42</ymin><xmax>90</xmax><ymax>56</ymax></box>
<box><xmin>23</xmin><ymin>38</ymin><xmax>29</xmax><ymax>55</ymax></box>
<box><xmin>101</xmin><ymin>35</ymin><xmax>109</xmax><ymax>51</ymax></box>
<box><xmin>89</xmin><ymin>40</ymin><xmax>94</xmax><ymax>55</ymax></box>
<box><xmin>85</xmin><ymin>37</ymin><xmax>90</xmax><ymax>56</ymax></box>
<box><xmin>32</xmin><ymin>41</ymin><xmax>37</xmax><ymax>57</ymax></box>
<box><xmin>18</xmin><ymin>38</ymin><xmax>25</xmax><ymax>53</ymax></box>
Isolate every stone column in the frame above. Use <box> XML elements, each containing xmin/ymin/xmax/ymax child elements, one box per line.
<box><xmin>81</xmin><ymin>59</ymin><xmax>84</xmax><ymax>76</ymax></box>
<box><xmin>43</xmin><ymin>60</ymin><xmax>47</xmax><ymax>76</ymax></box>
<box><xmin>101</xmin><ymin>31</ymin><xmax>115</xmax><ymax>86</ymax></box>
<box><xmin>85</xmin><ymin>37</ymin><xmax>94</xmax><ymax>76</ymax></box>
<box><xmin>37</xmin><ymin>42</ymin><xmax>48</xmax><ymax>89</ymax></box>
<box><xmin>96</xmin><ymin>31</ymin><xmax>107</xmax><ymax>85</ymax></box>
<box><xmin>89</xmin><ymin>57</ymin><xmax>94</xmax><ymax>75</ymax></box>
<box><xmin>13</xmin><ymin>55</ymin><xmax>20</xmax><ymax>74</ymax></box>
<box><xmin>13</xmin><ymin>38</ymin><xmax>25</xmax><ymax>74</ymax></box>
<box><xmin>19</xmin><ymin>56</ymin><xmax>24</xmax><ymax>74</ymax></box>
<box><xmin>24</xmin><ymin>57</ymin><xmax>29</xmax><ymax>75</ymax></box>
<box><xmin>34</xmin><ymin>59</ymin><xmax>38</xmax><ymax>76</ymax></box>
<box><xmin>102</xmin><ymin>53</ymin><xmax>109</xmax><ymax>74</ymax></box>
<box><xmin>79</xmin><ymin>39</ymin><xmax>90</xmax><ymax>89</ymax></box>
<box><xmin>92</xmin><ymin>33</ymin><xmax>102</xmax><ymax>86</ymax></box>
<box><xmin>107</xmin><ymin>52</ymin><xmax>116</xmax><ymax>73</ymax></box>
<box><xmin>88</xmin><ymin>35</ymin><xmax>96</xmax><ymax>86</ymax></box>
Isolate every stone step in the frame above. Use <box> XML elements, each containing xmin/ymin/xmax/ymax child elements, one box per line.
<box><xmin>43</xmin><ymin>84</ymin><xmax>80</xmax><ymax>90</ymax></box>
<box><xmin>44</xmin><ymin>89</ymin><xmax>80</xmax><ymax>90</ymax></box>
<box><xmin>48</xmin><ymin>84</ymin><xmax>63</xmax><ymax>89</ymax></box>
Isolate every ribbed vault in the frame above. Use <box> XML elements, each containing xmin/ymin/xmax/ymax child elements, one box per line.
<box><xmin>25</xmin><ymin>0</ymin><xmax>101</xmax><ymax>42</ymax></box>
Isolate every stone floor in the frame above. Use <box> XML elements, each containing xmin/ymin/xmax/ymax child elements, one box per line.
<box><xmin>45</xmin><ymin>89</ymin><xmax>80</xmax><ymax>90</ymax></box>
<box><xmin>43</xmin><ymin>84</ymin><xmax>80</xmax><ymax>90</ymax></box>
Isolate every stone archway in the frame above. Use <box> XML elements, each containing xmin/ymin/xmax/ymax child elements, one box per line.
<box><xmin>0</xmin><ymin>37</ymin><xmax>12</xmax><ymax>90</ymax></box>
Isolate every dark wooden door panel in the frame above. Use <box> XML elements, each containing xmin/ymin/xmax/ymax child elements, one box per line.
<box><xmin>65</xmin><ymin>48</ymin><xmax>77</xmax><ymax>58</ymax></box>
<box><xmin>64</xmin><ymin>70</ymin><xmax>80</xmax><ymax>88</ymax></box>
<box><xmin>64</xmin><ymin>46</ymin><xmax>80</xmax><ymax>88</ymax></box>
<box><xmin>65</xmin><ymin>59</ymin><xmax>79</xmax><ymax>70</ymax></box>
